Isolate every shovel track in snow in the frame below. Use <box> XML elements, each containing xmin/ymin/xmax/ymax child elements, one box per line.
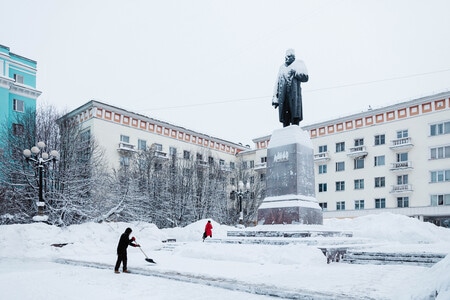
<box><xmin>54</xmin><ymin>258</ymin><xmax>377</xmax><ymax>300</ymax></box>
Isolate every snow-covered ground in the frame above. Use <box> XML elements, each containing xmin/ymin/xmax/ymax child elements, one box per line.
<box><xmin>0</xmin><ymin>213</ymin><xmax>449</xmax><ymax>299</ymax></box>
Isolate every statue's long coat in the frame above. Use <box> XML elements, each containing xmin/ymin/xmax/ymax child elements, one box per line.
<box><xmin>272</xmin><ymin>60</ymin><xmax>309</xmax><ymax>125</ymax></box>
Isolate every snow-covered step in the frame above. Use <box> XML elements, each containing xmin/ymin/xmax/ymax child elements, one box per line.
<box><xmin>211</xmin><ymin>237</ymin><xmax>371</xmax><ymax>247</ymax></box>
<box><xmin>227</xmin><ymin>230</ymin><xmax>353</xmax><ymax>238</ymax></box>
<box><xmin>157</xmin><ymin>242</ymin><xmax>184</xmax><ymax>252</ymax></box>
<box><xmin>342</xmin><ymin>251</ymin><xmax>446</xmax><ymax>267</ymax></box>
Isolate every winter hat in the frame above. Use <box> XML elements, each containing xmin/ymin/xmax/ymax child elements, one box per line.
<box><xmin>125</xmin><ymin>228</ymin><xmax>132</xmax><ymax>234</ymax></box>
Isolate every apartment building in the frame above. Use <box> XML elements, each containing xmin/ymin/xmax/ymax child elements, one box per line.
<box><xmin>0</xmin><ymin>44</ymin><xmax>41</xmax><ymax>149</ymax></box>
<box><xmin>245</xmin><ymin>91</ymin><xmax>450</xmax><ymax>226</ymax></box>
<box><xmin>63</xmin><ymin>92</ymin><xmax>450</xmax><ymax>226</ymax></box>
<box><xmin>60</xmin><ymin>100</ymin><xmax>248</xmax><ymax>172</ymax></box>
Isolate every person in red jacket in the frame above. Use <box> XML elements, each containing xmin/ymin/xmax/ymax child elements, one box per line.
<box><xmin>114</xmin><ymin>227</ymin><xmax>140</xmax><ymax>273</ymax></box>
<box><xmin>203</xmin><ymin>220</ymin><xmax>213</xmax><ymax>241</ymax></box>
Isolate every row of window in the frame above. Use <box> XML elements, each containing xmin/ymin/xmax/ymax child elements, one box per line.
<box><xmin>318</xmin><ymin>153</ymin><xmax>407</xmax><ymax>174</ymax></box>
<box><xmin>321</xmin><ymin>193</ymin><xmax>450</xmax><ymax>211</ymax></box>
<box><xmin>319</xmin><ymin>131</ymin><xmax>407</xmax><ymax>153</ymax></box>
<box><xmin>319</xmin><ymin>198</ymin><xmax>388</xmax><ymax>211</ymax></box>
<box><xmin>120</xmin><ymin>134</ymin><xmax>236</xmax><ymax>168</ymax></box>
<box><xmin>431</xmin><ymin>194</ymin><xmax>450</xmax><ymax>206</ymax></box>
<box><xmin>318</xmin><ymin>122</ymin><xmax>450</xmax><ymax>155</ymax></box>
<box><xmin>318</xmin><ymin>169</ymin><xmax>449</xmax><ymax>192</ymax></box>
<box><xmin>430</xmin><ymin>170</ymin><xmax>450</xmax><ymax>183</ymax></box>
<box><xmin>319</xmin><ymin>145</ymin><xmax>449</xmax><ymax>175</ymax></box>
<box><xmin>430</xmin><ymin>121</ymin><xmax>450</xmax><ymax>136</ymax></box>
<box><xmin>318</xmin><ymin>175</ymin><xmax>410</xmax><ymax>192</ymax></box>
<box><xmin>120</xmin><ymin>135</ymin><xmax>272</xmax><ymax>171</ymax></box>
<box><xmin>338</xmin><ymin>197</ymin><xmax>409</xmax><ymax>210</ymax></box>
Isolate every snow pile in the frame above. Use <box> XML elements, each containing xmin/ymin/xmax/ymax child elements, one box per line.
<box><xmin>325</xmin><ymin>213</ymin><xmax>450</xmax><ymax>244</ymax></box>
<box><xmin>161</xmin><ymin>219</ymin><xmax>230</xmax><ymax>242</ymax></box>
<box><xmin>428</xmin><ymin>255</ymin><xmax>450</xmax><ymax>299</ymax></box>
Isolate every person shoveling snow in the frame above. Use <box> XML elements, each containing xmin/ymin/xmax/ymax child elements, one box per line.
<box><xmin>114</xmin><ymin>227</ymin><xmax>140</xmax><ymax>273</ymax></box>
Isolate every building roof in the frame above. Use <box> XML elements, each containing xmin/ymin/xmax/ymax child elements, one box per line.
<box><xmin>59</xmin><ymin>100</ymin><xmax>248</xmax><ymax>152</ymax></box>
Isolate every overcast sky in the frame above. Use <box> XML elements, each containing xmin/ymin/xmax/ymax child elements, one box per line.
<box><xmin>2</xmin><ymin>0</ymin><xmax>450</xmax><ymax>146</ymax></box>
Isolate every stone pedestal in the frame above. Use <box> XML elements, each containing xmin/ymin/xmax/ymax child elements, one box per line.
<box><xmin>257</xmin><ymin>125</ymin><xmax>323</xmax><ymax>225</ymax></box>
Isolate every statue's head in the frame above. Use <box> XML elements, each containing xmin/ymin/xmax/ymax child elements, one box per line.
<box><xmin>285</xmin><ymin>49</ymin><xmax>295</xmax><ymax>65</ymax></box>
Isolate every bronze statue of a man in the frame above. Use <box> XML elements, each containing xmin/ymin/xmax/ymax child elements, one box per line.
<box><xmin>272</xmin><ymin>49</ymin><xmax>308</xmax><ymax>127</ymax></box>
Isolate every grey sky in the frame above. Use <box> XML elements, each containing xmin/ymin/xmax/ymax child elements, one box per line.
<box><xmin>2</xmin><ymin>0</ymin><xmax>450</xmax><ymax>146</ymax></box>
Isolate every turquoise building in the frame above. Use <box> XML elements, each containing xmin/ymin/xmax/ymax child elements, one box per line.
<box><xmin>0</xmin><ymin>44</ymin><xmax>41</xmax><ymax>149</ymax></box>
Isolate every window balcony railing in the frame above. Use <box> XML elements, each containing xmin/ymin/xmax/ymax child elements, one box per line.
<box><xmin>314</xmin><ymin>151</ymin><xmax>330</xmax><ymax>162</ymax></box>
<box><xmin>254</xmin><ymin>162</ymin><xmax>267</xmax><ymax>171</ymax></box>
<box><xmin>118</xmin><ymin>142</ymin><xmax>136</xmax><ymax>152</ymax></box>
<box><xmin>390</xmin><ymin>161</ymin><xmax>413</xmax><ymax>171</ymax></box>
<box><xmin>390</xmin><ymin>137</ymin><xmax>413</xmax><ymax>151</ymax></box>
<box><xmin>220</xmin><ymin>165</ymin><xmax>232</xmax><ymax>172</ymax></box>
<box><xmin>347</xmin><ymin>146</ymin><xmax>368</xmax><ymax>158</ymax></box>
<box><xmin>390</xmin><ymin>184</ymin><xmax>413</xmax><ymax>193</ymax></box>
<box><xmin>197</xmin><ymin>160</ymin><xmax>208</xmax><ymax>167</ymax></box>
<box><xmin>154</xmin><ymin>150</ymin><xmax>168</xmax><ymax>159</ymax></box>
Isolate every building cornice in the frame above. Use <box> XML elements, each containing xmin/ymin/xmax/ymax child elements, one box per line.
<box><xmin>59</xmin><ymin>100</ymin><xmax>248</xmax><ymax>155</ymax></box>
<box><xmin>250</xmin><ymin>91</ymin><xmax>450</xmax><ymax>149</ymax></box>
<box><xmin>10</xmin><ymin>52</ymin><xmax>37</xmax><ymax>65</ymax></box>
<box><xmin>9</xmin><ymin>82</ymin><xmax>42</xmax><ymax>99</ymax></box>
<box><xmin>0</xmin><ymin>75</ymin><xmax>14</xmax><ymax>89</ymax></box>
<box><xmin>252</xmin><ymin>135</ymin><xmax>271</xmax><ymax>150</ymax></box>
<box><xmin>302</xmin><ymin>91</ymin><xmax>450</xmax><ymax>139</ymax></box>
<box><xmin>1</xmin><ymin>75</ymin><xmax>41</xmax><ymax>98</ymax></box>
<box><xmin>303</xmin><ymin>91</ymin><xmax>450</xmax><ymax>130</ymax></box>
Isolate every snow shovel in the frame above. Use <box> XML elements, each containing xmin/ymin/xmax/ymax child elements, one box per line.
<box><xmin>138</xmin><ymin>246</ymin><xmax>156</xmax><ymax>264</ymax></box>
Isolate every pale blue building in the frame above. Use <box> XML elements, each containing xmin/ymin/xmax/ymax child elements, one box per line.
<box><xmin>0</xmin><ymin>44</ymin><xmax>41</xmax><ymax>149</ymax></box>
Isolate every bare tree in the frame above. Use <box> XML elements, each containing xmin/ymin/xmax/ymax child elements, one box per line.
<box><xmin>0</xmin><ymin>103</ymin><xmax>262</xmax><ymax>227</ymax></box>
<box><xmin>111</xmin><ymin>146</ymin><xmax>234</xmax><ymax>228</ymax></box>
<box><xmin>228</xmin><ymin>156</ymin><xmax>265</xmax><ymax>225</ymax></box>
<box><xmin>56</xmin><ymin>110</ymin><xmax>113</xmax><ymax>225</ymax></box>
<box><xmin>0</xmin><ymin>103</ymin><xmax>113</xmax><ymax>225</ymax></box>
<box><xmin>0</xmin><ymin>108</ymin><xmax>38</xmax><ymax>223</ymax></box>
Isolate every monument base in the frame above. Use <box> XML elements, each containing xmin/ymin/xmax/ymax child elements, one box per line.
<box><xmin>257</xmin><ymin>195</ymin><xmax>323</xmax><ymax>225</ymax></box>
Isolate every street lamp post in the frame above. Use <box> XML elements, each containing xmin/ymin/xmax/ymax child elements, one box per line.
<box><xmin>23</xmin><ymin>141</ymin><xmax>59</xmax><ymax>221</ymax></box>
<box><xmin>234</xmin><ymin>180</ymin><xmax>250</xmax><ymax>224</ymax></box>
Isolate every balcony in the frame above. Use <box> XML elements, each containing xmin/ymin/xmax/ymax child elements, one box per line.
<box><xmin>390</xmin><ymin>137</ymin><xmax>414</xmax><ymax>151</ymax></box>
<box><xmin>220</xmin><ymin>165</ymin><xmax>232</xmax><ymax>172</ymax></box>
<box><xmin>196</xmin><ymin>160</ymin><xmax>208</xmax><ymax>168</ymax></box>
<box><xmin>254</xmin><ymin>162</ymin><xmax>267</xmax><ymax>171</ymax></box>
<box><xmin>314</xmin><ymin>151</ymin><xmax>330</xmax><ymax>162</ymax></box>
<box><xmin>154</xmin><ymin>150</ymin><xmax>168</xmax><ymax>160</ymax></box>
<box><xmin>390</xmin><ymin>184</ymin><xmax>413</xmax><ymax>194</ymax></box>
<box><xmin>118</xmin><ymin>142</ymin><xmax>136</xmax><ymax>152</ymax></box>
<box><xmin>347</xmin><ymin>146</ymin><xmax>368</xmax><ymax>158</ymax></box>
<box><xmin>390</xmin><ymin>161</ymin><xmax>413</xmax><ymax>172</ymax></box>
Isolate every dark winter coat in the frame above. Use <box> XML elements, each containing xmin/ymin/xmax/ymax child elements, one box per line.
<box><xmin>273</xmin><ymin>59</ymin><xmax>309</xmax><ymax>125</ymax></box>
<box><xmin>204</xmin><ymin>222</ymin><xmax>213</xmax><ymax>237</ymax></box>
<box><xmin>116</xmin><ymin>228</ymin><xmax>137</xmax><ymax>255</ymax></box>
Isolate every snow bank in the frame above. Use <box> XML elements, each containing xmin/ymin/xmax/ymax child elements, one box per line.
<box><xmin>161</xmin><ymin>219</ymin><xmax>232</xmax><ymax>242</ymax></box>
<box><xmin>325</xmin><ymin>213</ymin><xmax>450</xmax><ymax>244</ymax></box>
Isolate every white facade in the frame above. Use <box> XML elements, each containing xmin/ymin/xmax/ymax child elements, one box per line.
<box><xmin>62</xmin><ymin>101</ymin><xmax>248</xmax><ymax>172</ymax></box>
<box><xmin>245</xmin><ymin>92</ymin><xmax>450</xmax><ymax>224</ymax></box>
